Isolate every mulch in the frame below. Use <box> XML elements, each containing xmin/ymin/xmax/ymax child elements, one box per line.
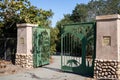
<box><xmin>0</xmin><ymin>60</ymin><xmax>25</xmax><ymax>76</ymax></box>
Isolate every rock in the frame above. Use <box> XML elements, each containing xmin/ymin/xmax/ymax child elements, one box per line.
<box><xmin>111</xmin><ymin>67</ymin><xmax>116</xmax><ymax>72</ymax></box>
<box><xmin>103</xmin><ymin>69</ymin><xmax>106</xmax><ymax>72</ymax></box>
<box><xmin>94</xmin><ymin>59</ymin><xmax>119</xmax><ymax>79</ymax></box>
<box><xmin>105</xmin><ymin>72</ymin><xmax>108</xmax><ymax>75</ymax></box>
<box><xmin>111</xmin><ymin>62</ymin><xmax>115</xmax><ymax>66</ymax></box>
<box><xmin>102</xmin><ymin>73</ymin><xmax>104</xmax><ymax>76</ymax></box>
<box><xmin>15</xmin><ymin>54</ymin><xmax>33</xmax><ymax>69</ymax></box>
<box><xmin>108</xmin><ymin>75</ymin><xmax>111</xmax><ymax>78</ymax></box>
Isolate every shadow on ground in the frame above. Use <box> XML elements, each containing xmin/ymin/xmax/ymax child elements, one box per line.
<box><xmin>42</xmin><ymin>66</ymin><xmax>93</xmax><ymax>78</ymax></box>
<box><xmin>42</xmin><ymin>66</ymin><xmax>62</xmax><ymax>72</ymax></box>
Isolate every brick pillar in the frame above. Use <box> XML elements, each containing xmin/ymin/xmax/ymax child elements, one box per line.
<box><xmin>15</xmin><ymin>23</ymin><xmax>38</xmax><ymax>68</ymax></box>
<box><xmin>94</xmin><ymin>14</ymin><xmax>120</xmax><ymax>79</ymax></box>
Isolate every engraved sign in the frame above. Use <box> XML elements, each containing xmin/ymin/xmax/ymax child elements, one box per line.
<box><xmin>103</xmin><ymin>36</ymin><xmax>111</xmax><ymax>46</ymax></box>
<box><xmin>20</xmin><ymin>37</ymin><xmax>24</xmax><ymax>44</ymax></box>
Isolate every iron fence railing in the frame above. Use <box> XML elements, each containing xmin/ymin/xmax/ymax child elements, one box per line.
<box><xmin>0</xmin><ymin>38</ymin><xmax>17</xmax><ymax>63</ymax></box>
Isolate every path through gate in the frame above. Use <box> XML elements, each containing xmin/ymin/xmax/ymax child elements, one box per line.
<box><xmin>32</xmin><ymin>27</ymin><xmax>50</xmax><ymax>67</ymax></box>
<box><xmin>61</xmin><ymin>22</ymin><xmax>96</xmax><ymax>76</ymax></box>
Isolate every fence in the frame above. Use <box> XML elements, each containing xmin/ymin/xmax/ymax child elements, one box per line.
<box><xmin>0</xmin><ymin>38</ymin><xmax>17</xmax><ymax>63</ymax></box>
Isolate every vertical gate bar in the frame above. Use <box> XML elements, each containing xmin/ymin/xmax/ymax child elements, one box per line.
<box><xmin>70</xmin><ymin>34</ymin><xmax>72</xmax><ymax>63</ymax></box>
<box><xmin>61</xmin><ymin>35</ymin><xmax>63</xmax><ymax>68</ymax></box>
<box><xmin>49</xmin><ymin>29</ymin><xmax>50</xmax><ymax>63</ymax></box>
<box><xmin>78</xmin><ymin>38</ymin><xmax>80</xmax><ymax>64</ymax></box>
<box><xmin>75</xmin><ymin>37</ymin><xmax>77</xmax><ymax>60</ymax></box>
<box><xmin>76</xmin><ymin>37</ymin><xmax>77</xmax><ymax>61</ymax></box>
<box><xmin>66</xmin><ymin>34</ymin><xmax>67</xmax><ymax>65</ymax></box>
<box><xmin>69</xmin><ymin>34</ymin><xmax>71</xmax><ymax>62</ymax></box>
<box><xmin>65</xmin><ymin>36</ymin><xmax>66</xmax><ymax>65</ymax></box>
<box><xmin>75</xmin><ymin>37</ymin><xmax>76</xmax><ymax>60</ymax></box>
<box><xmin>66</xmin><ymin>35</ymin><xmax>67</xmax><ymax>65</ymax></box>
<box><xmin>80</xmin><ymin>39</ymin><xmax>81</xmax><ymax>64</ymax></box>
<box><xmin>77</xmin><ymin>38</ymin><xmax>78</xmax><ymax>61</ymax></box>
<box><xmin>73</xmin><ymin>35</ymin><xmax>75</xmax><ymax>60</ymax></box>
<box><xmin>74</xmin><ymin>35</ymin><xmax>75</xmax><ymax>60</ymax></box>
<box><xmin>74</xmin><ymin>36</ymin><xmax>75</xmax><ymax>60</ymax></box>
<box><xmin>72</xmin><ymin>35</ymin><xmax>73</xmax><ymax>60</ymax></box>
<box><xmin>68</xmin><ymin>33</ymin><xmax>70</xmax><ymax>60</ymax></box>
<box><xmin>76</xmin><ymin>38</ymin><xmax>78</xmax><ymax>60</ymax></box>
<box><xmin>67</xmin><ymin>34</ymin><xmax>68</xmax><ymax>65</ymax></box>
<box><xmin>64</xmin><ymin>36</ymin><xmax>65</xmax><ymax>65</ymax></box>
<box><xmin>72</xmin><ymin>35</ymin><xmax>74</xmax><ymax>61</ymax></box>
<box><xmin>82</xmin><ymin>37</ymin><xmax>87</xmax><ymax>66</ymax></box>
<box><xmin>68</xmin><ymin>34</ymin><xmax>69</xmax><ymax>60</ymax></box>
<box><xmin>93</xmin><ymin>23</ymin><xmax>96</xmax><ymax>66</ymax></box>
<box><xmin>64</xmin><ymin>36</ymin><xmax>66</xmax><ymax>64</ymax></box>
<box><xmin>67</xmin><ymin>34</ymin><xmax>69</xmax><ymax>64</ymax></box>
<box><xmin>65</xmin><ymin>35</ymin><xmax>66</xmax><ymax>65</ymax></box>
<box><xmin>62</xmin><ymin>35</ymin><xmax>64</xmax><ymax>65</ymax></box>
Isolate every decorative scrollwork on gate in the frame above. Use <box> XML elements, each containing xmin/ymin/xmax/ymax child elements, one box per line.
<box><xmin>61</xmin><ymin>22</ymin><xmax>96</xmax><ymax>76</ymax></box>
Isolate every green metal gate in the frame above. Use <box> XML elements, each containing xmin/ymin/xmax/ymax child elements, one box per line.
<box><xmin>61</xmin><ymin>22</ymin><xmax>96</xmax><ymax>76</ymax></box>
<box><xmin>32</xmin><ymin>27</ymin><xmax>50</xmax><ymax>67</ymax></box>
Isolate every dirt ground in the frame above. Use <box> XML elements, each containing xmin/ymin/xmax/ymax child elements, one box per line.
<box><xmin>0</xmin><ymin>56</ymin><xmax>94</xmax><ymax>80</ymax></box>
<box><xmin>0</xmin><ymin>56</ymin><xmax>54</xmax><ymax>76</ymax></box>
<box><xmin>0</xmin><ymin>60</ymin><xmax>27</xmax><ymax>76</ymax></box>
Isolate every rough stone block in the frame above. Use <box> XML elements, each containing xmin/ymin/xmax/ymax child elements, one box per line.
<box><xmin>94</xmin><ymin>59</ymin><xmax>119</xmax><ymax>79</ymax></box>
<box><xmin>15</xmin><ymin>53</ymin><xmax>33</xmax><ymax>69</ymax></box>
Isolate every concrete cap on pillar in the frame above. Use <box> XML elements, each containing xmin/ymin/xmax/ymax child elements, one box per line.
<box><xmin>17</xmin><ymin>23</ymin><xmax>38</xmax><ymax>27</ymax></box>
<box><xmin>96</xmin><ymin>14</ymin><xmax>120</xmax><ymax>21</ymax></box>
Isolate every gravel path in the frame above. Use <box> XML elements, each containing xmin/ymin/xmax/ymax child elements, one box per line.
<box><xmin>0</xmin><ymin>56</ymin><xmax>93</xmax><ymax>80</ymax></box>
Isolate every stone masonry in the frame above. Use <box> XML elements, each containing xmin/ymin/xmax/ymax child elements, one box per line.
<box><xmin>15</xmin><ymin>23</ymin><xmax>38</xmax><ymax>68</ymax></box>
<box><xmin>94</xmin><ymin>59</ymin><xmax>119</xmax><ymax>79</ymax></box>
<box><xmin>15</xmin><ymin>54</ymin><xmax>33</xmax><ymax>68</ymax></box>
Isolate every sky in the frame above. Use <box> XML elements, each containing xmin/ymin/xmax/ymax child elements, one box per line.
<box><xmin>29</xmin><ymin>0</ymin><xmax>90</xmax><ymax>27</ymax></box>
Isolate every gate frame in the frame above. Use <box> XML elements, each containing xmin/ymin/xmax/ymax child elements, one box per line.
<box><xmin>32</xmin><ymin>27</ymin><xmax>50</xmax><ymax>68</ymax></box>
<box><xmin>61</xmin><ymin>22</ymin><xmax>96</xmax><ymax>76</ymax></box>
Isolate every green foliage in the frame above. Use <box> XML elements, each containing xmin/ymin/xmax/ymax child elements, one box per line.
<box><xmin>56</xmin><ymin>0</ymin><xmax>120</xmax><ymax>53</ymax></box>
<box><xmin>87</xmin><ymin>0</ymin><xmax>120</xmax><ymax>21</ymax></box>
<box><xmin>50</xmin><ymin>27</ymin><xmax>59</xmax><ymax>54</ymax></box>
<box><xmin>0</xmin><ymin>0</ymin><xmax>55</xmax><ymax>55</ymax></box>
<box><xmin>20</xmin><ymin>7</ymin><xmax>53</xmax><ymax>27</ymax></box>
<box><xmin>56</xmin><ymin>14</ymin><xmax>73</xmax><ymax>52</ymax></box>
<box><xmin>71</xmin><ymin>4</ymin><xmax>88</xmax><ymax>22</ymax></box>
<box><xmin>0</xmin><ymin>0</ymin><xmax>27</xmax><ymax>37</ymax></box>
<box><xmin>0</xmin><ymin>0</ymin><xmax>53</xmax><ymax>38</ymax></box>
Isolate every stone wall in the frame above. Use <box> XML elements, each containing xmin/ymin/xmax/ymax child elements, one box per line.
<box><xmin>94</xmin><ymin>59</ymin><xmax>120</xmax><ymax>79</ymax></box>
<box><xmin>15</xmin><ymin>53</ymin><xmax>33</xmax><ymax>68</ymax></box>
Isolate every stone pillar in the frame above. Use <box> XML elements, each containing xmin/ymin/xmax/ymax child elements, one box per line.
<box><xmin>15</xmin><ymin>23</ymin><xmax>38</xmax><ymax>68</ymax></box>
<box><xmin>94</xmin><ymin>14</ymin><xmax>120</xmax><ymax>79</ymax></box>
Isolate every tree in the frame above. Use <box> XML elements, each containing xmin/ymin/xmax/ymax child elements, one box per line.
<box><xmin>106</xmin><ymin>0</ymin><xmax>120</xmax><ymax>14</ymax></box>
<box><xmin>50</xmin><ymin>27</ymin><xmax>59</xmax><ymax>54</ymax></box>
<box><xmin>71</xmin><ymin>4</ymin><xmax>88</xmax><ymax>22</ymax></box>
<box><xmin>20</xmin><ymin>7</ymin><xmax>53</xmax><ymax>27</ymax></box>
<box><xmin>0</xmin><ymin>0</ymin><xmax>56</xmax><ymax>56</ymax></box>
<box><xmin>56</xmin><ymin>14</ymin><xmax>73</xmax><ymax>52</ymax></box>
<box><xmin>87</xmin><ymin>0</ymin><xmax>120</xmax><ymax>21</ymax></box>
<box><xmin>0</xmin><ymin>0</ymin><xmax>29</xmax><ymax>37</ymax></box>
<box><xmin>0</xmin><ymin>0</ymin><xmax>53</xmax><ymax>38</ymax></box>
